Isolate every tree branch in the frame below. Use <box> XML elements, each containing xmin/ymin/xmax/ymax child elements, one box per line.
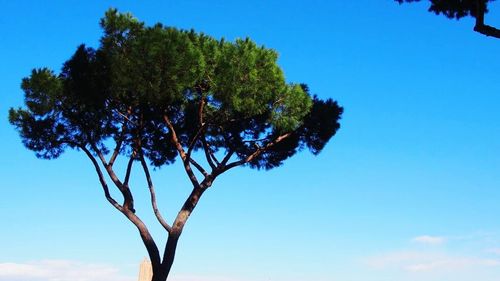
<box><xmin>223</xmin><ymin>132</ymin><xmax>292</xmax><ymax>172</ymax></box>
<box><xmin>474</xmin><ymin>23</ymin><xmax>500</xmax><ymax>38</ymax></box>
<box><xmin>81</xmin><ymin>144</ymin><xmax>161</xmax><ymax>270</ymax></box>
<box><xmin>89</xmin><ymin>142</ymin><xmax>135</xmax><ymax>212</ymax></box>
<box><xmin>474</xmin><ymin>1</ymin><xmax>500</xmax><ymax>38</ymax></box>
<box><xmin>163</xmin><ymin>114</ymin><xmax>200</xmax><ymax>188</ymax></box>
<box><xmin>189</xmin><ymin>158</ymin><xmax>209</xmax><ymax>178</ymax></box>
<box><xmin>221</xmin><ymin>149</ymin><xmax>234</xmax><ymax>166</ymax></box>
<box><xmin>196</xmin><ymin>95</ymin><xmax>219</xmax><ymax>170</ymax></box>
<box><xmin>113</xmin><ymin>108</ymin><xmax>138</xmax><ymax>126</ymax></box>
<box><xmin>80</xmin><ymin>145</ymin><xmax>123</xmax><ymax>212</ymax></box>
<box><xmin>123</xmin><ymin>208</ymin><xmax>162</xmax><ymax>270</ymax></box>
<box><xmin>123</xmin><ymin>153</ymin><xmax>134</xmax><ymax>186</ymax></box>
<box><xmin>139</xmin><ymin>155</ymin><xmax>172</xmax><ymax>232</ymax></box>
<box><xmin>201</xmin><ymin>137</ymin><xmax>218</xmax><ymax>170</ymax></box>
<box><xmin>186</xmin><ymin>123</ymin><xmax>206</xmax><ymax>158</ymax></box>
<box><xmin>108</xmin><ymin>122</ymin><xmax>127</xmax><ymax>167</ymax></box>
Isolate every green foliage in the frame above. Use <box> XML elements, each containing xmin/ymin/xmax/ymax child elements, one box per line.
<box><xmin>9</xmin><ymin>8</ymin><xmax>342</xmax><ymax>170</ymax></box>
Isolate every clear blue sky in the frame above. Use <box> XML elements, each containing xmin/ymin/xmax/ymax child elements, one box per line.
<box><xmin>1</xmin><ymin>1</ymin><xmax>500</xmax><ymax>281</ymax></box>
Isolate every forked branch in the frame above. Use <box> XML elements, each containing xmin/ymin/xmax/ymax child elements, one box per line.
<box><xmin>81</xmin><ymin>144</ymin><xmax>161</xmax><ymax>269</ymax></box>
<box><xmin>189</xmin><ymin>158</ymin><xmax>209</xmax><ymax>177</ymax></box>
<box><xmin>139</xmin><ymin>155</ymin><xmax>172</xmax><ymax>232</ymax></box>
<box><xmin>163</xmin><ymin>114</ymin><xmax>200</xmax><ymax>188</ymax></box>
<box><xmin>201</xmin><ymin>137</ymin><xmax>218</xmax><ymax>170</ymax></box>
<box><xmin>80</xmin><ymin>145</ymin><xmax>123</xmax><ymax>212</ymax></box>
<box><xmin>89</xmin><ymin>141</ymin><xmax>136</xmax><ymax>212</ymax></box>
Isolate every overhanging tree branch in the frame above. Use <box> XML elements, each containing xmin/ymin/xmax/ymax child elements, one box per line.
<box><xmin>474</xmin><ymin>0</ymin><xmax>500</xmax><ymax>38</ymax></box>
<box><xmin>396</xmin><ymin>0</ymin><xmax>500</xmax><ymax>39</ymax></box>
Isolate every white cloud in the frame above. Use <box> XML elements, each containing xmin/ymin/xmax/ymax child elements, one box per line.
<box><xmin>412</xmin><ymin>235</ymin><xmax>446</xmax><ymax>245</ymax></box>
<box><xmin>0</xmin><ymin>260</ymin><xmax>134</xmax><ymax>281</ymax></box>
<box><xmin>486</xmin><ymin>248</ymin><xmax>500</xmax><ymax>255</ymax></box>
<box><xmin>0</xmin><ymin>260</ymin><xmax>250</xmax><ymax>281</ymax></box>
<box><xmin>364</xmin><ymin>232</ymin><xmax>500</xmax><ymax>281</ymax></box>
<box><xmin>366</xmin><ymin>250</ymin><xmax>500</xmax><ymax>273</ymax></box>
<box><xmin>405</xmin><ymin>256</ymin><xmax>500</xmax><ymax>272</ymax></box>
<box><xmin>170</xmin><ymin>275</ymin><xmax>248</xmax><ymax>281</ymax></box>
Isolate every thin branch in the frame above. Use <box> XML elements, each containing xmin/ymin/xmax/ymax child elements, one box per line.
<box><xmin>189</xmin><ymin>158</ymin><xmax>209</xmax><ymax>177</ymax></box>
<box><xmin>114</xmin><ymin>108</ymin><xmax>138</xmax><ymax>126</ymax></box>
<box><xmin>123</xmin><ymin>153</ymin><xmax>134</xmax><ymax>186</ymax></box>
<box><xmin>139</xmin><ymin>155</ymin><xmax>172</xmax><ymax>232</ymax></box>
<box><xmin>241</xmin><ymin>137</ymin><xmax>269</xmax><ymax>143</ymax></box>
<box><xmin>90</xmin><ymin>142</ymin><xmax>123</xmax><ymax>187</ymax></box>
<box><xmin>200</xmin><ymin>137</ymin><xmax>218</xmax><ymax>170</ymax></box>
<box><xmin>197</xmin><ymin>95</ymin><xmax>219</xmax><ymax>169</ymax></box>
<box><xmin>221</xmin><ymin>149</ymin><xmax>234</xmax><ymax>166</ymax></box>
<box><xmin>108</xmin><ymin>123</ymin><xmax>127</xmax><ymax>167</ymax></box>
<box><xmin>198</xmin><ymin>95</ymin><xmax>205</xmax><ymax>125</ymax></box>
<box><xmin>186</xmin><ymin>123</ymin><xmax>206</xmax><ymax>158</ymax></box>
<box><xmin>163</xmin><ymin>115</ymin><xmax>186</xmax><ymax>158</ymax></box>
<box><xmin>89</xmin><ymin>141</ymin><xmax>135</xmax><ymax>212</ymax></box>
<box><xmin>163</xmin><ymin>114</ymin><xmax>200</xmax><ymax>188</ymax></box>
<box><xmin>208</xmin><ymin>148</ymin><xmax>220</xmax><ymax>166</ymax></box>
<box><xmin>223</xmin><ymin>132</ymin><xmax>292</xmax><ymax>172</ymax></box>
<box><xmin>80</xmin><ymin>145</ymin><xmax>123</xmax><ymax>212</ymax></box>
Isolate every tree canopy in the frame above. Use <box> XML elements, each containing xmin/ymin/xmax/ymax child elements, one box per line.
<box><xmin>9</xmin><ymin>9</ymin><xmax>342</xmax><ymax>281</ymax></box>
<box><xmin>396</xmin><ymin>0</ymin><xmax>500</xmax><ymax>38</ymax></box>
<box><xmin>10</xmin><ymin>9</ymin><xmax>341</xmax><ymax>170</ymax></box>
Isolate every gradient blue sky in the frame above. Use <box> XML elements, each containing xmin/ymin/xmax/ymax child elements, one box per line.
<box><xmin>1</xmin><ymin>1</ymin><xmax>500</xmax><ymax>281</ymax></box>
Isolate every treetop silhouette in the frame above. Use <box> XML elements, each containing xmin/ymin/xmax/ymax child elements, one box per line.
<box><xmin>396</xmin><ymin>0</ymin><xmax>500</xmax><ymax>38</ymax></box>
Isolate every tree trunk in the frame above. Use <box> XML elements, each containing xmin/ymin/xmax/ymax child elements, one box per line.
<box><xmin>150</xmin><ymin>233</ymin><xmax>180</xmax><ymax>281</ymax></box>
<box><xmin>149</xmin><ymin>186</ymin><xmax>207</xmax><ymax>281</ymax></box>
<box><xmin>151</xmin><ymin>269</ymin><xmax>166</xmax><ymax>281</ymax></box>
<box><xmin>162</xmin><ymin>233</ymin><xmax>180</xmax><ymax>277</ymax></box>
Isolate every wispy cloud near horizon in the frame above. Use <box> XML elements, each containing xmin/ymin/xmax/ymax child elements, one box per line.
<box><xmin>366</xmin><ymin>250</ymin><xmax>500</xmax><ymax>272</ymax></box>
<box><xmin>0</xmin><ymin>260</ymin><xmax>135</xmax><ymax>281</ymax></box>
<box><xmin>412</xmin><ymin>235</ymin><xmax>446</xmax><ymax>245</ymax></box>
<box><xmin>365</xmin><ymin>233</ymin><xmax>500</xmax><ymax>281</ymax></box>
<box><xmin>0</xmin><ymin>260</ymin><xmax>250</xmax><ymax>281</ymax></box>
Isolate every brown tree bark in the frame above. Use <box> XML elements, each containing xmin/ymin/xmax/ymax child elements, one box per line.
<box><xmin>149</xmin><ymin>185</ymin><xmax>207</xmax><ymax>281</ymax></box>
